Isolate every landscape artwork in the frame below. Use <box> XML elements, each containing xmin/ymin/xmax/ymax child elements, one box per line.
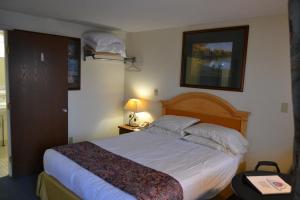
<box><xmin>181</xmin><ymin>26</ymin><xmax>249</xmax><ymax>91</ymax></box>
<box><xmin>188</xmin><ymin>42</ymin><xmax>233</xmax><ymax>87</ymax></box>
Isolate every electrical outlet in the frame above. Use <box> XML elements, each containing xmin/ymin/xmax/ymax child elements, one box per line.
<box><xmin>281</xmin><ymin>102</ymin><xmax>288</xmax><ymax>113</ymax></box>
<box><xmin>68</xmin><ymin>137</ymin><xmax>74</xmax><ymax>144</ymax></box>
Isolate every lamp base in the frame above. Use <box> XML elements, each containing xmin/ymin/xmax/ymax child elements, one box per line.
<box><xmin>128</xmin><ymin>112</ymin><xmax>138</xmax><ymax>127</ymax></box>
<box><xmin>126</xmin><ymin>123</ymin><xmax>139</xmax><ymax>128</ymax></box>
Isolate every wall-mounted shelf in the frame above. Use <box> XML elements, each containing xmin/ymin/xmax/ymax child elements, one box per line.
<box><xmin>83</xmin><ymin>45</ymin><xmax>136</xmax><ymax>64</ymax></box>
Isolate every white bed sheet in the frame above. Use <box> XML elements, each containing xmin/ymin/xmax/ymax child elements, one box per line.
<box><xmin>44</xmin><ymin>130</ymin><xmax>241</xmax><ymax>200</ymax></box>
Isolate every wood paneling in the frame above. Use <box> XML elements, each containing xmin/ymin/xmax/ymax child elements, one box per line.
<box><xmin>161</xmin><ymin>92</ymin><xmax>250</xmax><ymax>135</ymax></box>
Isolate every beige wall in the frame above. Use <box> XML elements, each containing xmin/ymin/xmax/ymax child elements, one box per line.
<box><xmin>68</xmin><ymin>59</ymin><xmax>124</xmax><ymax>141</ymax></box>
<box><xmin>0</xmin><ymin>58</ymin><xmax>4</xmax><ymax>88</ymax></box>
<box><xmin>125</xmin><ymin>15</ymin><xmax>294</xmax><ymax>172</ymax></box>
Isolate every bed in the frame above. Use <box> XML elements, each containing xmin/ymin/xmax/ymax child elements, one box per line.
<box><xmin>37</xmin><ymin>92</ymin><xmax>250</xmax><ymax>200</ymax></box>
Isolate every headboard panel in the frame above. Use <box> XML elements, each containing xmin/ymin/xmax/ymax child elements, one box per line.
<box><xmin>161</xmin><ymin>92</ymin><xmax>250</xmax><ymax>136</ymax></box>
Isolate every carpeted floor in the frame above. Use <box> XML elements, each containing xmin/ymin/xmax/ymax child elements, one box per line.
<box><xmin>0</xmin><ymin>175</ymin><xmax>38</xmax><ymax>200</ymax></box>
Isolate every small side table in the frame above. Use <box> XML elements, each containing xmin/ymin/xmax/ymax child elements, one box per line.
<box><xmin>118</xmin><ymin>125</ymin><xmax>140</xmax><ymax>135</ymax></box>
<box><xmin>231</xmin><ymin>171</ymin><xmax>293</xmax><ymax>200</ymax></box>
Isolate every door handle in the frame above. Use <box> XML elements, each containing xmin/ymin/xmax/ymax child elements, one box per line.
<box><xmin>62</xmin><ymin>108</ymin><xmax>68</xmax><ymax>113</ymax></box>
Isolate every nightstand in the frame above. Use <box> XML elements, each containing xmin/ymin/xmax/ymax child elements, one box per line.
<box><xmin>118</xmin><ymin>125</ymin><xmax>140</xmax><ymax>135</ymax></box>
<box><xmin>231</xmin><ymin>161</ymin><xmax>292</xmax><ymax>200</ymax></box>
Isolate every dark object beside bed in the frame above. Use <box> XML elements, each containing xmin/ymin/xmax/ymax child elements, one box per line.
<box><xmin>231</xmin><ymin>161</ymin><xmax>292</xmax><ymax>200</ymax></box>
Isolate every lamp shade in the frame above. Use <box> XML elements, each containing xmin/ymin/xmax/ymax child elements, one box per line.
<box><xmin>124</xmin><ymin>98</ymin><xmax>146</xmax><ymax>113</ymax></box>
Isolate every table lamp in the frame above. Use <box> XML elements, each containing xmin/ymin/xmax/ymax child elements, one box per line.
<box><xmin>124</xmin><ymin>98</ymin><xmax>145</xmax><ymax>127</ymax></box>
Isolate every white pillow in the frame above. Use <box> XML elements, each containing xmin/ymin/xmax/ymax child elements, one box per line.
<box><xmin>83</xmin><ymin>32</ymin><xmax>126</xmax><ymax>57</ymax></box>
<box><xmin>182</xmin><ymin>135</ymin><xmax>232</xmax><ymax>155</ymax></box>
<box><xmin>184</xmin><ymin>123</ymin><xmax>248</xmax><ymax>155</ymax></box>
<box><xmin>144</xmin><ymin>125</ymin><xmax>181</xmax><ymax>138</ymax></box>
<box><xmin>150</xmin><ymin>115</ymin><xmax>200</xmax><ymax>136</ymax></box>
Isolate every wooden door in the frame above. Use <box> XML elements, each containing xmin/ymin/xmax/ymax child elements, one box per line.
<box><xmin>8</xmin><ymin>30</ymin><xmax>68</xmax><ymax>177</ymax></box>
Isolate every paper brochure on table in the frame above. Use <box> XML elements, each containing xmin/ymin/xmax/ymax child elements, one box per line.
<box><xmin>246</xmin><ymin>175</ymin><xmax>291</xmax><ymax>195</ymax></box>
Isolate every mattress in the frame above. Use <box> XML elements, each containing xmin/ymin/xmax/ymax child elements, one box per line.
<box><xmin>44</xmin><ymin>130</ymin><xmax>241</xmax><ymax>200</ymax></box>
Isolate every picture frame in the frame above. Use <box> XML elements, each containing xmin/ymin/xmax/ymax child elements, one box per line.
<box><xmin>68</xmin><ymin>38</ymin><xmax>81</xmax><ymax>90</ymax></box>
<box><xmin>180</xmin><ymin>25</ymin><xmax>249</xmax><ymax>92</ymax></box>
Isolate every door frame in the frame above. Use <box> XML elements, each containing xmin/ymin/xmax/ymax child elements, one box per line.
<box><xmin>7</xmin><ymin>30</ymin><xmax>69</xmax><ymax>177</ymax></box>
<box><xmin>1</xmin><ymin>29</ymin><xmax>12</xmax><ymax>177</ymax></box>
<box><xmin>1</xmin><ymin>28</ymin><xmax>72</xmax><ymax>177</ymax></box>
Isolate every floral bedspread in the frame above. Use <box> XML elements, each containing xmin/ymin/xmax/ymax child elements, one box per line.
<box><xmin>53</xmin><ymin>141</ymin><xmax>183</xmax><ymax>200</ymax></box>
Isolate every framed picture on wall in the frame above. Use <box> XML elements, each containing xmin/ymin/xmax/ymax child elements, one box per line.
<box><xmin>68</xmin><ymin>38</ymin><xmax>81</xmax><ymax>90</ymax></box>
<box><xmin>180</xmin><ymin>25</ymin><xmax>249</xmax><ymax>92</ymax></box>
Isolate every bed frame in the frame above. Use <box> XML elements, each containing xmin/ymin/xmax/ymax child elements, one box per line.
<box><xmin>161</xmin><ymin>92</ymin><xmax>249</xmax><ymax>135</ymax></box>
<box><xmin>162</xmin><ymin>92</ymin><xmax>250</xmax><ymax>199</ymax></box>
<box><xmin>37</xmin><ymin>92</ymin><xmax>250</xmax><ymax>200</ymax></box>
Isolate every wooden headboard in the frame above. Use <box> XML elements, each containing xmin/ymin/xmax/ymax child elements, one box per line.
<box><xmin>161</xmin><ymin>92</ymin><xmax>250</xmax><ymax>136</ymax></box>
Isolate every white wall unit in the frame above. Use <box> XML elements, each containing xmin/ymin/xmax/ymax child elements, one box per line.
<box><xmin>125</xmin><ymin>15</ymin><xmax>294</xmax><ymax>172</ymax></box>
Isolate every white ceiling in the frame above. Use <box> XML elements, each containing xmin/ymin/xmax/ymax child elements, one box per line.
<box><xmin>0</xmin><ymin>0</ymin><xmax>288</xmax><ymax>32</ymax></box>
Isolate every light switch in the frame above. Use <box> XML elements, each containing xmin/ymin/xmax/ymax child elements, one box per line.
<box><xmin>281</xmin><ymin>102</ymin><xmax>288</xmax><ymax>113</ymax></box>
<box><xmin>154</xmin><ymin>88</ymin><xmax>158</xmax><ymax>96</ymax></box>
<box><xmin>40</xmin><ymin>52</ymin><xmax>45</xmax><ymax>62</ymax></box>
